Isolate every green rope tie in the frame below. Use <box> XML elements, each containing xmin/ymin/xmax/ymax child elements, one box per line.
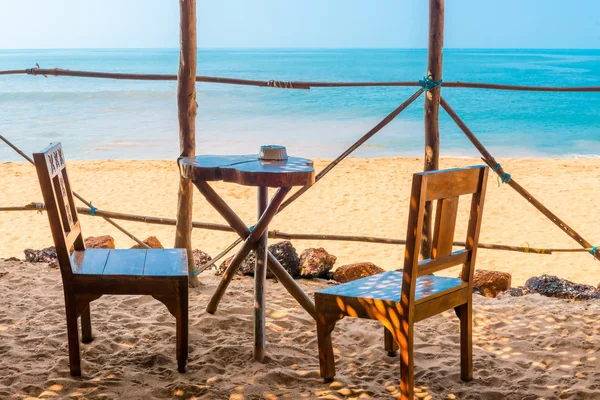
<box><xmin>590</xmin><ymin>246</ymin><xmax>598</xmax><ymax>257</ymax></box>
<box><xmin>89</xmin><ymin>202</ymin><xmax>98</xmax><ymax>216</ymax></box>
<box><xmin>419</xmin><ymin>74</ymin><xmax>443</xmax><ymax>91</ymax></box>
<box><xmin>492</xmin><ymin>163</ymin><xmax>511</xmax><ymax>185</ymax></box>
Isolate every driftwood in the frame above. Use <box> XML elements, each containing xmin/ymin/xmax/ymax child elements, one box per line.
<box><xmin>9</xmin><ymin>202</ymin><xmax>596</xmax><ymax>255</ymax></box>
<box><xmin>174</xmin><ymin>0</ymin><xmax>199</xmax><ymax>286</ymax></box>
<box><xmin>439</xmin><ymin>97</ymin><xmax>598</xmax><ymax>259</ymax></box>
<box><xmin>279</xmin><ymin>89</ymin><xmax>424</xmax><ymax>211</ymax></box>
<box><xmin>2</xmin><ymin>67</ymin><xmax>600</xmax><ymax>92</ymax></box>
<box><xmin>422</xmin><ymin>0</ymin><xmax>445</xmax><ymax>259</ymax></box>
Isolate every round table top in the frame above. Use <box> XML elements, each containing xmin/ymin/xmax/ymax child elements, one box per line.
<box><xmin>179</xmin><ymin>154</ymin><xmax>315</xmax><ymax>187</ymax></box>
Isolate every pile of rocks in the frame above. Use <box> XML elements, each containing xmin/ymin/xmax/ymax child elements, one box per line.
<box><xmin>15</xmin><ymin>236</ymin><xmax>600</xmax><ymax>300</ymax></box>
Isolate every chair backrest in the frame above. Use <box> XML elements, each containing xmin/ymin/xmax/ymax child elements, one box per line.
<box><xmin>401</xmin><ymin>166</ymin><xmax>488</xmax><ymax>304</ymax></box>
<box><xmin>33</xmin><ymin>143</ymin><xmax>84</xmax><ymax>279</ymax></box>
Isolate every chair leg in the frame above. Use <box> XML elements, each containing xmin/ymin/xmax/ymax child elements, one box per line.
<box><xmin>397</xmin><ymin>320</ymin><xmax>414</xmax><ymax>400</ymax></box>
<box><xmin>81</xmin><ymin>304</ymin><xmax>93</xmax><ymax>344</ymax></box>
<box><xmin>455</xmin><ymin>301</ymin><xmax>473</xmax><ymax>381</ymax></box>
<box><xmin>176</xmin><ymin>281</ymin><xmax>189</xmax><ymax>373</ymax></box>
<box><xmin>316</xmin><ymin>313</ymin><xmax>338</xmax><ymax>382</ymax></box>
<box><xmin>384</xmin><ymin>327</ymin><xmax>399</xmax><ymax>357</ymax></box>
<box><xmin>65</xmin><ymin>297</ymin><xmax>81</xmax><ymax>376</ymax></box>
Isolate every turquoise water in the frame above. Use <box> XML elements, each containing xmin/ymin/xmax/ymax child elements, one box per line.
<box><xmin>1</xmin><ymin>48</ymin><xmax>600</xmax><ymax>161</ymax></box>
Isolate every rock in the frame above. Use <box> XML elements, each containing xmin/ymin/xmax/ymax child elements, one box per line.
<box><xmin>24</xmin><ymin>247</ymin><xmax>58</xmax><ymax>268</ymax></box>
<box><xmin>192</xmin><ymin>249</ymin><xmax>212</xmax><ymax>269</ymax></box>
<box><xmin>216</xmin><ymin>241</ymin><xmax>300</xmax><ymax>278</ymax></box>
<box><xmin>333</xmin><ymin>262</ymin><xmax>384</xmax><ymax>283</ymax></box>
<box><xmin>269</xmin><ymin>241</ymin><xmax>301</xmax><ymax>278</ymax></box>
<box><xmin>299</xmin><ymin>248</ymin><xmax>337</xmax><ymax>279</ymax></box>
<box><xmin>524</xmin><ymin>275</ymin><xmax>600</xmax><ymax>300</ymax></box>
<box><xmin>505</xmin><ymin>287</ymin><xmax>529</xmax><ymax>297</ymax></box>
<box><xmin>131</xmin><ymin>236</ymin><xmax>163</xmax><ymax>249</ymax></box>
<box><xmin>460</xmin><ymin>269</ymin><xmax>512</xmax><ymax>298</ymax></box>
<box><xmin>472</xmin><ymin>287</ymin><xmax>485</xmax><ymax>296</ymax></box>
<box><xmin>85</xmin><ymin>235</ymin><xmax>115</xmax><ymax>249</ymax></box>
<box><xmin>238</xmin><ymin>252</ymin><xmax>258</xmax><ymax>276</ymax></box>
<box><xmin>217</xmin><ymin>256</ymin><xmax>235</xmax><ymax>275</ymax></box>
<box><xmin>4</xmin><ymin>257</ymin><xmax>20</xmax><ymax>262</ymax></box>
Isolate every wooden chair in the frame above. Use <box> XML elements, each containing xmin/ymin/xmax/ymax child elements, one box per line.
<box><xmin>315</xmin><ymin>166</ymin><xmax>488</xmax><ymax>400</ymax></box>
<box><xmin>33</xmin><ymin>143</ymin><xmax>189</xmax><ymax>376</ymax></box>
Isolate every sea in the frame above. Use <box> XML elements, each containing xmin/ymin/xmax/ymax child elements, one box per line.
<box><xmin>1</xmin><ymin>48</ymin><xmax>600</xmax><ymax>161</ymax></box>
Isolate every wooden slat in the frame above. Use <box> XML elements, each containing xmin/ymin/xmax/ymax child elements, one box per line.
<box><xmin>414</xmin><ymin>286</ymin><xmax>469</xmax><ymax>322</ymax></box>
<box><xmin>461</xmin><ymin>167</ymin><xmax>489</xmax><ymax>282</ymax></box>
<box><xmin>64</xmin><ymin>222</ymin><xmax>82</xmax><ymax>251</ymax></box>
<box><xmin>422</xmin><ymin>166</ymin><xmax>483</xmax><ymax>201</ymax></box>
<box><xmin>103</xmin><ymin>249</ymin><xmax>146</xmax><ymax>275</ymax></box>
<box><xmin>432</xmin><ymin>196</ymin><xmax>459</xmax><ymax>258</ymax></box>
<box><xmin>418</xmin><ymin>249</ymin><xmax>469</xmax><ymax>277</ymax></box>
<box><xmin>71</xmin><ymin>249</ymin><xmax>110</xmax><ymax>275</ymax></box>
<box><xmin>143</xmin><ymin>249</ymin><xmax>188</xmax><ymax>277</ymax></box>
<box><xmin>316</xmin><ymin>271</ymin><xmax>464</xmax><ymax>303</ymax></box>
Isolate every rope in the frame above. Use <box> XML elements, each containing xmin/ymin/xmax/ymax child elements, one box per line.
<box><xmin>492</xmin><ymin>163</ymin><xmax>511</xmax><ymax>185</ymax></box>
<box><xmin>28</xmin><ymin>63</ymin><xmax>48</xmax><ymax>78</ymax></box>
<box><xmin>590</xmin><ymin>246</ymin><xmax>598</xmax><ymax>257</ymax></box>
<box><xmin>419</xmin><ymin>74</ymin><xmax>442</xmax><ymax>92</ymax></box>
<box><xmin>267</xmin><ymin>80</ymin><xmax>295</xmax><ymax>89</ymax></box>
<box><xmin>89</xmin><ymin>202</ymin><xmax>98</xmax><ymax>216</ymax></box>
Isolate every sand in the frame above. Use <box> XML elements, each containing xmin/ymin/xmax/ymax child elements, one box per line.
<box><xmin>0</xmin><ymin>259</ymin><xmax>598</xmax><ymax>399</ymax></box>
<box><xmin>2</xmin><ymin>157</ymin><xmax>600</xmax><ymax>286</ymax></box>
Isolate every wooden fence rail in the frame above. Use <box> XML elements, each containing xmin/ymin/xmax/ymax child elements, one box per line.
<box><xmin>2</xmin><ymin>67</ymin><xmax>600</xmax><ymax>92</ymax></box>
<box><xmin>5</xmin><ymin>202</ymin><xmax>594</xmax><ymax>255</ymax></box>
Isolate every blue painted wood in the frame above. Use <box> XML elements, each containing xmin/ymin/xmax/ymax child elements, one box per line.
<box><xmin>71</xmin><ymin>249</ymin><xmax>110</xmax><ymax>275</ymax></box>
<box><xmin>144</xmin><ymin>249</ymin><xmax>188</xmax><ymax>277</ymax></box>
<box><xmin>103</xmin><ymin>249</ymin><xmax>147</xmax><ymax>275</ymax></box>
<box><xmin>316</xmin><ymin>271</ymin><xmax>464</xmax><ymax>302</ymax></box>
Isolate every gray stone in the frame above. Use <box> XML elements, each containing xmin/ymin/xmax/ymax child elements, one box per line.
<box><xmin>524</xmin><ymin>275</ymin><xmax>599</xmax><ymax>300</ymax></box>
<box><xmin>217</xmin><ymin>241</ymin><xmax>300</xmax><ymax>278</ymax></box>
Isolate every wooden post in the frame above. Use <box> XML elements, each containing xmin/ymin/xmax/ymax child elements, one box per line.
<box><xmin>422</xmin><ymin>0</ymin><xmax>445</xmax><ymax>259</ymax></box>
<box><xmin>175</xmin><ymin>0</ymin><xmax>199</xmax><ymax>287</ymax></box>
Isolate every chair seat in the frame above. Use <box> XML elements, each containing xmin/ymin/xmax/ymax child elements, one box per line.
<box><xmin>316</xmin><ymin>271</ymin><xmax>465</xmax><ymax>302</ymax></box>
<box><xmin>71</xmin><ymin>248</ymin><xmax>188</xmax><ymax>277</ymax></box>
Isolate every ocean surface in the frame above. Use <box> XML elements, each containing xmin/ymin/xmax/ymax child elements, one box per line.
<box><xmin>1</xmin><ymin>48</ymin><xmax>600</xmax><ymax>161</ymax></box>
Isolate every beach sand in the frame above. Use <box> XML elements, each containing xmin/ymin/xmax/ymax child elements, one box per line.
<box><xmin>1</xmin><ymin>157</ymin><xmax>600</xmax><ymax>286</ymax></box>
<box><xmin>0</xmin><ymin>259</ymin><xmax>598</xmax><ymax>399</ymax></box>
<box><xmin>1</xmin><ymin>157</ymin><xmax>600</xmax><ymax>399</ymax></box>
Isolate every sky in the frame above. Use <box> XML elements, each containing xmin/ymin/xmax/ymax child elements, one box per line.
<box><xmin>0</xmin><ymin>0</ymin><xmax>599</xmax><ymax>49</ymax></box>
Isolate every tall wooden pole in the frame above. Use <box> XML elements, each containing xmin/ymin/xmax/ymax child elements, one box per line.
<box><xmin>422</xmin><ymin>0</ymin><xmax>445</xmax><ymax>259</ymax></box>
<box><xmin>175</xmin><ymin>0</ymin><xmax>199</xmax><ymax>287</ymax></box>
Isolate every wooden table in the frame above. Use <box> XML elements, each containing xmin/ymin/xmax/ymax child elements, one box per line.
<box><xmin>179</xmin><ymin>153</ymin><xmax>316</xmax><ymax>362</ymax></box>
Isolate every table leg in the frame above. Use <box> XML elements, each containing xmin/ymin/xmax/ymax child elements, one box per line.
<box><xmin>195</xmin><ymin>181</ymin><xmax>316</xmax><ymax>320</ymax></box>
<box><xmin>254</xmin><ymin>187</ymin><xmax>268</xmax><ymax>362</ymax></box>
<box><xmin>266</xmin><ymin>253</ymin><xmax>317</xmax><ymax>320</ymax></box>
<box><xmin>206</xmin><ymin>186</ymin><xmax>291</xmax><ymax>314</ymax></box>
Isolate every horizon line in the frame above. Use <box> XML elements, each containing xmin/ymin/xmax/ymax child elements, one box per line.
<box><xmin>2</xmin><ymin>46</ymin><xmax>600</xmax><ymax>51</ymax></box>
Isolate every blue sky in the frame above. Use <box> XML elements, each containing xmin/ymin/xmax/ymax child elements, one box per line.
<box><xmin>1</xmin><ymin>0</ymin><xmax>599</xmax><ymax>49</ymax></box>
